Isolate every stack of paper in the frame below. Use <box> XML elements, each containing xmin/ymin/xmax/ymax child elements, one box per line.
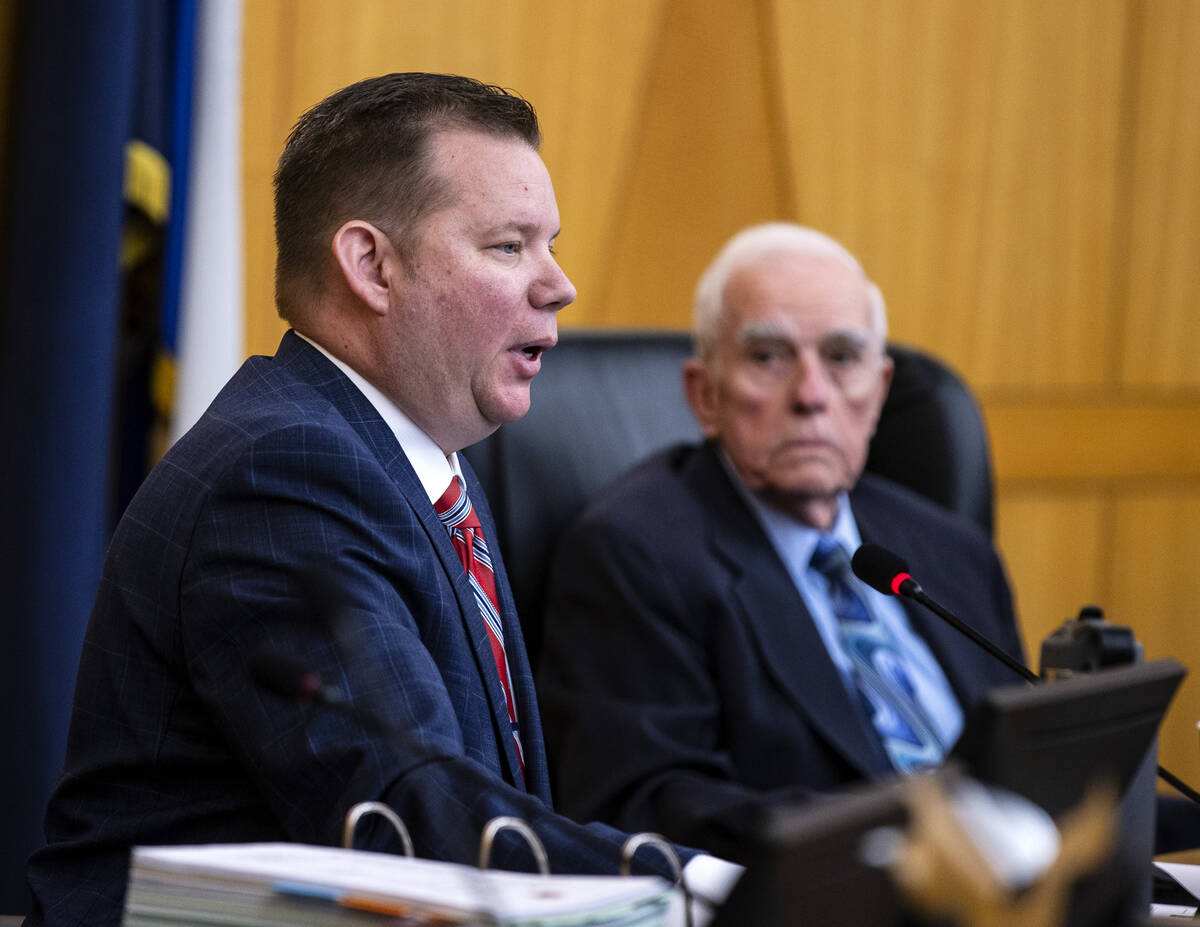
<box><xmin>123</xmin><ymin>842</ymin><xmax>675</xmax><ymax>926</ymax></box>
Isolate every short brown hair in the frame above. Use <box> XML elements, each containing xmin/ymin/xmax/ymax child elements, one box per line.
<box><xmin>273</xmin><ymin>72</ymin><xmax>541</xmax><ymax>321</ymax></box>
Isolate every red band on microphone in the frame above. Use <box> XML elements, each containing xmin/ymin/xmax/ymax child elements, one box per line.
<box><xmin>890</xmin><ymin>572</ymin><xmax>912</xmax><ymax>596</ymax></box>
<box><xmin>299</xmin><ymin>672</ymin><xmax>323</xmax><ymax>698</ymax></box>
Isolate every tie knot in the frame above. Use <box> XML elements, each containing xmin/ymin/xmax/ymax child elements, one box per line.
<box><xmin>810</xmin><ymin>535</ymin><xmax>852</xmax><ymax>579</ymax></box>
<box><xmin>434</xmin><ymin>476</ymin><xmax>479</xmax><ymax>530</ymax></box>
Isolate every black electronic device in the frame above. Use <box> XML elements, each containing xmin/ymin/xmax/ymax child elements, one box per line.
<box><xmin>711</xmin><ymin>776</ymin><xmax>912</xmax><ymax>927</ymax></box>
<box><xmin>714</xmin><ymin>659</ymin><xmax>1185</xmax><ymax>927</ymax></box>
<box><xmin>950</xmin><ymin>658</ymin><xmax>1185</xmax><ymax>819</ymax></box>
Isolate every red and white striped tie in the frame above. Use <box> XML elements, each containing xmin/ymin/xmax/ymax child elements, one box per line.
<box><xmin>434</xmin><ymin>476</ymin><xmax>524</xmax><ymax>778</ymax></box>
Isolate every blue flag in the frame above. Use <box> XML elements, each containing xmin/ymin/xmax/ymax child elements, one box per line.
<box><xmin>0</xmin><ymin>0</ymin><xmax>212</xmax><ymax>912</ymax></box>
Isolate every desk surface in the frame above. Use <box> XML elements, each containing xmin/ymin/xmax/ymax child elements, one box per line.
<box><xmin>1161</xmin><ymin>850</ymin><xmax>1200</xmax><ymax>867</ymax></box>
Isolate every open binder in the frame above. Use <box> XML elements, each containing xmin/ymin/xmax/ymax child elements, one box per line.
<box><xmin>122</xmin><ymin>806</ymin><xmax>689</xmax><ymax>926</ymax></box>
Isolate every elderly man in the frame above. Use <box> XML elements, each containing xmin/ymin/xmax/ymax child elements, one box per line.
<box><xmin>538</xmin><ymin>223</ymin><xmax>1024</xmax><ymax>861</ymax></box>
<box><xmin>26</xmin><ymin>73</ymin><xmax>736</xmax><ymax>926</ymax></box>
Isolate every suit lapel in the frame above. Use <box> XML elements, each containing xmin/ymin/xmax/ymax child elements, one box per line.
<box><xmin>850</xmin><ymin>484</ymin><xmax>1001</xmax><ymax>712</ymax></box>
<box><xmin>277</xmin><ymin>332</ymin><xmax>528</xmax><ymax>788</ymax></box>
<box><xmin>688</xmin><ymin>446</ymin><xmax>893</xmax><ymax>779</ymax></box>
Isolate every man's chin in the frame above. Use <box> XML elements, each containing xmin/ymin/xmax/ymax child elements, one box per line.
<box><xmin>767</xmin><ymin>461</ymin><xmax>849</xmax><ymax>495</ymax></box>
<box><xmin>478</xmin><ymin>390</ymin><xmax>533</xmax><ymax>429</ymax></box>
<box><xmin>757</xmin><ymin>480</ymin><xmax>847</xmax><ymax>529</ymax></box>
<box><xmin>757</xmin><ymin>468</ymin><xmax>851</xmax><ymax>505</ymax></box>
<box><xmin>760</xmin><ymin>482</ymin><xmax>841</xmax><ymax>502</ymax></box>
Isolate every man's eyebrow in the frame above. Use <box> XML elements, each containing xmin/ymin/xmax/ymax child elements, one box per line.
<box><xmin>737</xmin><ymin>322</ymin><xmax>792</xmax><ymax>343</ymax></box>
<box><xmin>734</xmin><ymin>324</ymin><xmax>874</xmax><ymax>351</ymax></box>
<box><xmin>820</xmin><ymin>328</ymin><xmax>870</xmax><ymax>347</ymax></box>
<box><xmin>481</xmin><ymin>221</ymin><xmax>560</xmax><ymax>239</ymax></box>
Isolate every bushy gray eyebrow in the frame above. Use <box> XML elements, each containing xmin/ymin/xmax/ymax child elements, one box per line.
<box><xmin>736</xmin><ymin>323</ymin><xmax>870</xmax><ymax>349</ymax></box>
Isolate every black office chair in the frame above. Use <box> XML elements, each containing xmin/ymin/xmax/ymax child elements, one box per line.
<box><xmin>463</xmin><ymin>330</ymin><xmax>994</xmax><ymax>665</ymax></box>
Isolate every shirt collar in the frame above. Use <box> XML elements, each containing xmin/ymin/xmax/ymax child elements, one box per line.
<box><xmin>296</xmin><ymin>331</ymin><xmax>461</xmax><ymax>503</ymax></box>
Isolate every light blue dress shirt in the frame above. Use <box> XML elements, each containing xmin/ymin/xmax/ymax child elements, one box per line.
<box><xmin>730</xmin><ymin>465</ymin><xmax>965</xmax><ymax>756</ymax></box>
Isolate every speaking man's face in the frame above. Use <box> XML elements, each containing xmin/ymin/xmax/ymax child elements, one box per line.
<box><xmin>382</xmin><ymin>128</ymin><xmax>576</xmax><ymax>452</ymax></box>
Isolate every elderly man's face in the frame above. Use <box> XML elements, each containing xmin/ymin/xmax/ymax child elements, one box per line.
<box><xmin>380</xmin><ymin>128</ymin><xmax>576</xmax><ymax>452</ymax></box>
<box><xmin>686</xmin><ymin>250</ymin><xmax>891</xmax><ymax>527</ymax></box>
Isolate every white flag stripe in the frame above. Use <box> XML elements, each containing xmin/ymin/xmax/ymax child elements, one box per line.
<box><xmin>171</xmin><ymin>0</ymin><xmax>244</xmax><ymax>444</ymax></box>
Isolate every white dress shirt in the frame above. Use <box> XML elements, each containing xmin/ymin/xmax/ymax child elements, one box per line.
<box><xmin>296</xmin><ymin>332</ymin><xmax>460</xmax><ymax>504</ymax></box>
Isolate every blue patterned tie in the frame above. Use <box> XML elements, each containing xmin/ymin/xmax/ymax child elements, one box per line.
<box><xmin>810</xmin><ymin>536</ymin><xmax>944</xmax><ymax>773</ymax></box>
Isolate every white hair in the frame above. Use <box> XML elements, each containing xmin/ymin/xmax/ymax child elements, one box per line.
<box><xmin>692</xmin><ymin>222</ymin><xmax>887</xmax><ymax>360</ymax></box>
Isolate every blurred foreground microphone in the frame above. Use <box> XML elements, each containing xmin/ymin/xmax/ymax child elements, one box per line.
<box><xmin>850</xmin><ymin>543</ymin><xmax>1037</xmax><ymax>684</ymax></box>
<box><xmin>251</xmin><ymin>650</ymin><xmax>341</xmax><ymax>703</ymax></box>
<box><xmin>250</xmin><ymin>649</ymin><xmax>389</xmax><ymax>734</ymax></box>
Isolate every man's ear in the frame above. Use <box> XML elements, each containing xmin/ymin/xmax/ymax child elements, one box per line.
<box><xmin>866</xmin><ymin>353</ymin><xmax>894</xmax><ymax>437</ymax></box>
<box><xmin>331</xmin><ymin>220</ymin><xmax>395</xmax><ymax>316</ymax></box>
<box><xmin>683</xmin><ymin>357</ymin><xmax>721</xmax><ymax>439</ymax></box>
<box><xmin>879</xmin><ymin>353</ymin><xmax>894</xmax><ymax>399</ymax></box>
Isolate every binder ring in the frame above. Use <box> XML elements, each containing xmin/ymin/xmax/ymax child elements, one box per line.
<box><xmin>477</xmin><ymin>816</ymin><xmax>550</xmax><ymax>875</ymax></box>
<box><xmin>620</xmin><ymin>832</ymin><xmax>691</xmax><ymax>927</ymax></box>
<box><xmin>342</xmin><ymin>801</ymin><xmax>415</xmax><ymax>857</ymax></box>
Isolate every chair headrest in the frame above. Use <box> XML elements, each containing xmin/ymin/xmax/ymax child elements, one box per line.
<box><xmin>464</xmin><ymin>331</ymin><xmax>993</xmax><ymax>663</ymax></box>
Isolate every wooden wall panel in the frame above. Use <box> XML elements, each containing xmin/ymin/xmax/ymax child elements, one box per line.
<box><xmin>243</xmin><ymin>2</ymin><xmax>1200</xmax><ymax>388</ymax></box>
<box><xmin>970</xmin><ymin>0</ymin><xmax>1126</xmax><ymax>390</ymax></box>
<box><xmin>1000</xmin><ymin>486</ymin><xmax>1200</xmax><ymax>799</ymax></box>
<box><xmin>995</xmin><ymin>492</ymin><xmax>1108</xmax><ymax>664</ymax></box>
<box><xmin>241</xmin><ymin>1</ymin><xmax>295</xmax><ymax>358</ymax></box>
<box><xmin>1109</xmin><ymin>491</ymin><xmax>1200</xmax><ymax>787</ymax></box>
<box><xmin>997</xmin><ymin>486</ymin><xmax>1200</xmax><ymax>798</ymax></box>
<box><xmin>242</xmin><ymin>0</ymin><xmax>666</xmax><ymax>356</ymax></box>
<box><xmin>508</xmin><ymin>3</ymin><xmax>667</xmax><ymax>329</ymax></box>
<box><xmin>771</xmin><ymin>0</ymin><xmax>1127</xmax><ymax>389</ymax></box>
<box><xmin>592</xmin><ymin>0</ymin><xmax>789</xmax><ymax>328</ymax></box>
<box><xmin>986</xmin><ymin>401</ymin><xmax>1200</xmax><ymax>483</ymax></box>
<box><xmin>770</xmin><ymin>0</ymin><xmax>1002</xmax><ymax>368</ymax></box>
<box><xmin>1121</xmin><ymin>0</ymin><xmax>1200</xmax><ymax>389</ymax></box>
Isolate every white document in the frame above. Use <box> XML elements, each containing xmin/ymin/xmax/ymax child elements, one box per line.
<box><xmin>124</xmin><ymin>842</ymin><xmax>674</xmax><ymax>926</ymax></box>
<box><xmin>1152</xmin><ymin>862</ymin><xmax>1200</xmax><ymax>920</ymax></box>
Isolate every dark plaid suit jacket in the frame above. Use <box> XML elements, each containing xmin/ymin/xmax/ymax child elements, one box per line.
<box><xmin>27</xmin><ymin>332</ymin><xmax>649</xmax><ymax>926</ymax></box>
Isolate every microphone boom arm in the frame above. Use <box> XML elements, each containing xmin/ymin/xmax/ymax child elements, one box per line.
<box><xmin>853</xmin><ymin>542</ymin><xmax>1200</xmax><ymax>806</ymax></box>
<box><xmin>904</xmin><ymin>583</ymin><xmax>1039</xmax><ymax>686</ymax></box>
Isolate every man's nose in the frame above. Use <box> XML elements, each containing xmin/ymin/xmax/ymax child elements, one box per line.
<box><xmin>532</xmin><ymin>256</ymin><xmax>577</xmax><ymax>312</ymax></box>
<box><xmin>791</xmin><ymin>349</ymin><xmax>832</xmax><ymax>410</ymax></box>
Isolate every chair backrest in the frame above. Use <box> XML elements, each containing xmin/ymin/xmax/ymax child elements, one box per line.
<box><xmin>867</xmin><ymin>342</ymin><xmax>995</xmax><ymax>537</ymax></box>
<box><xmin>463</xmin><ymin>330</ymin><xmax>994</xmax><ymax>664</ymax></box>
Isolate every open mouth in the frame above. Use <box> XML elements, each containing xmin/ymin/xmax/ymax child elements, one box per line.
<box><xmin>520</xmin><ymin>345</ymin><xmax>545</xmax><ymax>361</ymax></box>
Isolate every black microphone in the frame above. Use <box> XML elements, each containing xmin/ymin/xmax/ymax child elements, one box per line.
<box><xmin>851</xmin><ymin>541</ymin><xmax>1200</xmax><ymax>805</ymax></box>
<box><xmin>251</xmin><ymin>649</ymin><xmax>343</xmax><ymax>702</ymax></box>
<box><xmin>249</xmin><ymin>648</ymin><xmax>389</xmax><ymax>734</ymax></box>
<box><xmin>849</xmin><ymin>543</ymin><xmax>921</xmax><ymax>597</ymax></box>
<box><xmin>851</xmin><ymin>543</ymin><xmax>1038</xmax><ymax>685</ymax></box>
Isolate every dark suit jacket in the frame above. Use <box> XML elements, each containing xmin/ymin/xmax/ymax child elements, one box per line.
<box><xmin>27</xmin><ymin>332</ymin><xmax>663</xmax><ymax>926</ymax></box>
<box><xmin>539</xmin><ymin>441</ymin><xmax>1024</xmax><ymax>861</ymax></box>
